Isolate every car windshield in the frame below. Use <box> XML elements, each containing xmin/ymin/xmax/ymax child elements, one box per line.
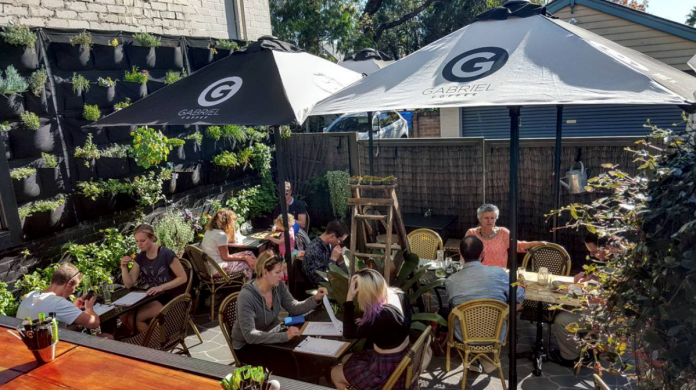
<box><xmin>327</xmin><ymin>115</ymin><xmax>370</xmax><ymax>133</ymax></box>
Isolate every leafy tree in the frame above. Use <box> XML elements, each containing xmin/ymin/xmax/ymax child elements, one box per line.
<box><xmin>687</xmin><ymin>6</ymin><xmax>696</xmax><ymax>26</ymax></box>
<box><xmin>607</xmin><ymin>0</ymin><xmax>648</xmax><ymax>11</ymax></box>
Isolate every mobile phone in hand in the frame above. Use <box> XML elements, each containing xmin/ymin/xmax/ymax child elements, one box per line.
<box><xmin>84</xmin><ymin>290</ymin><xmax>95</xmax><ymax>301</ymax></box>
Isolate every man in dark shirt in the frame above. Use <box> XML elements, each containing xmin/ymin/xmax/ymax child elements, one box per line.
<box><xmin>302</xmin><ymin>220</ymin><xmax>349</xmax><ymax>285</ymax></box>
<box><xmin>273</xmin><ymin>181</ymin><xmax>307</xmax><ymax>233</ymax></box>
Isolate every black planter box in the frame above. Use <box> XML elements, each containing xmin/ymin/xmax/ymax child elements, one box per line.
<box><xmin>128</xmin><ymin>157</ymin><xmax>147</xmax><ymax>174</ymax></box>
<box><xmin>155</xmin><ymin>46</ymin><xmax>184</xmax><ymax>70</ymax></box>
<box><xmin>117</xmin><ymin>81</ymin><xmax>147</xmax><ymax>102</ymax></box>
<box><xmin>171</xmin><ymin>142</ymin><xmax>202</xmax><ymax>163</ymax></box>
<box><xmin>75</xmin><ymin>194</ymin><xmax>112</xmax><ymax>221</ymax></box>
<box><xmin>106</xmin><ymin>126</ymin><xmax>134</xmax><ymax>143</ymax></box>
<box><xmin>58</xmin><ymin>79</ymin><xmax>85</xmax><ymax>111</ymax></box>
<box><xmin>85</xmin><ymin>84</ymin><xmax>116</xmax><ymax>107</ymax></box>
<box><xmin>51</xmin><ymin>42</ymin><xmax>94</xmax><ymax>71</ymax></box>
<box><xmin>37</xmin><ymin>166</ymin><xmax>64</xmax><ymax>198</ymax></box>
<box><xmin>1</xmin><ymin>132</ymin><xmax>10</xmax><ymax>160</ymax></box>
<box><xmin>0</xmin><ymin>93</ymin><xmax>25</xmax><ymax>119</ymax></box>
<box><xmin>9</xmin><ymin>120</ymin><xmax>57</xmax><ymax>158</ymax></box>
<box><xmin>64</xmin><ymin>117</ymin><xmax>109</xmax><ymax>147</ymax></box>
<box><xmin>21</xmin><ymin>198</ymin><xmax>69</xmax><ymax>239</ymax></box>
<box><xmin>0</xmin><ymin>42</ymin><xmax>39</xmax><ymax>73</ymax></box>
<box><xmin>125</xmin><ymin>45</ymin><xmax>156</xmax><ymax>69</ymax></box>
<box><xmin>188</xmin><ymin>47</ymin><xmax>214</xmax><ymax>70</ymax></box>
<box><xmin>93</xmin><ymin>44</ymin><xmax>129</xmax><ymax>70</ymax></box>
<box><xmin>214</xmin><ymin>49</ymin><xmax>232</xmax><ymax>61</ymax></box>
<box><xmin>109</xmin><ymin>192</ymin><xmax>137</xmax><ymax>212</ymax></box>
<box><xmin>96</xmin><ymin>156</ymin><xmax>130</xmax><ymax>179</ymax></box>
<box><xmin>24</xmin><ymin>86</ymin><xmax>51</xmax><ymax>115</ymax></box>
<box><xmin>12</xmin><ymin>172</ymin><xmax>42</xmax><ymax>204</ymax></box>
<box><xmin>164</xmin><ymin>164</ymin><xmax>202</xmax><ymax>194</ymax></box>
<box><xmin>75</xmin><ymin>159</ymin><xmax>98</xmax><ymax>181</ymax></box>
<box><xmin>202</xmin><ymin>139</ymin><xmax>220</xmax><ymax>158</ymax></box>
<box><xmin>146</xmin><ymin>80</ymin><xmax>164</xmax><ymax>94</ymax></box>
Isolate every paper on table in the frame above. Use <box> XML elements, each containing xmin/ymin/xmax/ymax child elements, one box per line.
<box><xmin>92</xmin><ymin>303</ymin><xmax>115</xmax><ymax>316</ymax></box>
<box><xmin>294</xmin><ymin>337</ymin><xmax>347</xmax><ymax>357</ymax></box>
<box><xmin>111</xmin><ymin>292</ymin><xmax>148</xmax><ymax>306</ymax></box>
<box><xmin>303</xmin><ymin>322</ymin><xmax>342</xmax><ymax>336</ymax></box>
<box><xmin>323</xmin><ymin>295</ymin><xmax>343</xmax><ymax>334</ymax></box>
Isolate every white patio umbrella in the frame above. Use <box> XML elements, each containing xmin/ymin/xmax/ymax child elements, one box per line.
<box><xmin>339</xmin><ymin>48</ymin><xmax>395</xmax><ymax>76</ymax></box>
<box><xmin>310</xmin><ymin>1</ymin><xmax>696</xmax><ymax>388</ymax></box>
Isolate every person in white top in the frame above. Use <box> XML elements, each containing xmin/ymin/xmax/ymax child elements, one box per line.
<box><xmin>16</xmin><ymin>263</ymin><xmax>102</xmax><ymax>331</ymax></box>
<box><xmin>200</xmin><ymin>209</ymin><xmax>256</xmax><ymax>279</ymax></box>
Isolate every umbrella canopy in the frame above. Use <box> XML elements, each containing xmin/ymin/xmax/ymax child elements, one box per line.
<box><xmin>89</xmin><ymin>37</ymin><xmax>362</xmax><ymax>127</ymax></box>
<box><xmin>339</xmin><ymin>48</ymin><xmax>394</xmax><ymax>76</ymax></box>
<box><xmin>312</xmin><ymin>7</ymin><xmax>696</xmax><ymax>116</ymax></box>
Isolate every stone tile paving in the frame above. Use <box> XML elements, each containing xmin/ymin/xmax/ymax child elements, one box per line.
<box><xmin>184</xmin><ymin>311</ymin><xmax>635</xmax><ymax>389</ymax></box>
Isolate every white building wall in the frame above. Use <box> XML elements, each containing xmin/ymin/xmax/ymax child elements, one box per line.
<box><xmin>440</xmin><ymin>107</ymin><xmax>461</xmax><ymax>137</ymax></box>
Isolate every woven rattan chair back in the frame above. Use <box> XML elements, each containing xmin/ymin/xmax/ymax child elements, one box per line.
<box><xmin>185</xmin><ymin>244</ymin><xmax>231</xmax><ymax>283</ymax></box>
<box><xmin>521</xmin><ymin>243</ymin><xmax>572</xmax><ymax>276</ymax></box>
<box><xmin>138</xmin><ymin>293</ymin><xmax>192</xmax><ymax>354</ymax></box>
<box><xmin>218</xmin><ymin>292</ymin><xmax>242</xmax><ymax>366</ymax></box>
<box><xmin>593</xmin><ymin>374</ymin><xmax>610</xmax><ymax>390</ymax></box>
<box><xmin>179</xmin><ymin>258</ymin><xmax>194</xmax><ymax>295</ymax></box>
<box><xmin>382</xmin><ymin>326</ymin><xmax>433</xmax><ymax>390</ymax></box>
<box><xmin>407</xmin><ymin>229</ymin><xmax>443</xmax><ymax>260</ymax></box>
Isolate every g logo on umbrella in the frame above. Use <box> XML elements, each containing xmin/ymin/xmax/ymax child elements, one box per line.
<box><xmin>442</xmin><ymin>47</ymin><xmax>509</xmax><ymax>82</ymax></box>
<box><xmin>198</xmin><ymin>77</ymin><xmax>243</xmax><ymax>107</ymax></box>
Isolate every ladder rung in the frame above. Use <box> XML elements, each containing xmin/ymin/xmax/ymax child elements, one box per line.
<box><xmin>354</xmin><ymin>252</ymin><xmax>389</xmax><ymax>259</ymax></box>
<box><xmin>348</xmin><ymin>198</ymin><xmax>394</xmax><ymax>206</ymax></box>
<box><xmin>355</xmin><ymin>214</ymin><xmax>388</xmax><ymax>221</ymax></box>
<box><xmin>365</xmin><ymin>243</ymin><xmax>401</xmax><ymax>250</ymax></box>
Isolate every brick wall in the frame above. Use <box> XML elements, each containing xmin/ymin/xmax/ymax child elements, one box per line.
<box><xmin>412</xmin><ymin>110</ymin><xmax>441</xmax><ymax>138</ymax></box>
<box><xmin>1</xmin><ymin>0</ymin><xmax>272</xmax><ymax>40</ymax></box>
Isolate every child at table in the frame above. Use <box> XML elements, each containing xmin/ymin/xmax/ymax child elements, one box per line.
<box><xmin>266</xmin><ymin>214</ymin><xmax>297</xmax><ymax>281</ymax></box>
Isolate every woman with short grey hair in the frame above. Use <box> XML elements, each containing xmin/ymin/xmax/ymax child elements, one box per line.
<box><xmin>465</xmin><ymin>204</ymin><xmax>546</xmax><ymax>268</ymax></box>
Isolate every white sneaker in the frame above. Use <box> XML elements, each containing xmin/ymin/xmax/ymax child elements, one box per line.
<box><xmin>467</xmin><ymin>362</ymin><xmax>483</xmax><ymax>373</ymax></box>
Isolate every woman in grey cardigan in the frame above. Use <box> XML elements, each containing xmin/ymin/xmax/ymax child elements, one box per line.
<box><xmin>232</xmin><ymin>250</ymin><xmax>327</xmax><ymax>377</ymax></box>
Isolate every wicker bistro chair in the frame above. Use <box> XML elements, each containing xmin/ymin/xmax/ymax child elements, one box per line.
<box><xmin>520</xmin><ymin>243</ymin><xmax>572</xmax><ymax>350</ymax></box>
<box><xmin>123</xmin><ymin>293</ymin><xmax>193</xmax><ymax>356</ymax></box>
<box><xmin>179</xmin><ymin>258</ymin><xmax>203</xmax><ymax>343</ymax></box>
<box><xmin>407</xmin><ymin>229</ymin><xmax>444</xmax><ymax>260</ymax></box>
<box><xmin>184</xmin><ymin>245</ymin><xmax>246</xmax><ymax>321</ymax></box>
<box><xmin>446</xmin><ymin>299</ymin><xmax>509</xmax><ymax>390</ymax></box>
<box><xmin>345</xmin><ymin>325</ymin><xmax>433</xmax><ymax>390</ymax></box>
<box><xmin>218</xmin><ymin>292</ymin><xmax>242</xmax><ymax>367</ymax></box>
<box><xmin>593</xmin><ymin>374</ymin><xmax>610</xmax><ymax>390</ymax></box>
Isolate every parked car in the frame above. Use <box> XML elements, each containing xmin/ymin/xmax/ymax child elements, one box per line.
<box><xmin>323</xmin><ymin>111</ymin><xmax>408</xmax><ymax>139</ymax></box>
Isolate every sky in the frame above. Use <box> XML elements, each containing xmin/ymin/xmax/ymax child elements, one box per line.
<box><xmin>647</xmin><ymin>0</ymin><xmax>694</xmax><ymax>25</ymax></box>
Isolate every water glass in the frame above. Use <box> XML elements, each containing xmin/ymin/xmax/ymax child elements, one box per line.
<box><xmin>538</xmin><ymin>267</ymin><xmax>550</xmax><ymax>287</ymax></box>
<box><xmin>517</xmin><ymin>267</ymin><xmax>526</xmax><ymax>283</ymax></box>
<box><xmin>436</xmin><ymin>250</ymin><xmax>444</xmax><ymax>262</ymax></box>
<box><xmin>102</xmin><ymin>284</ymin><xmax>112</xmax><ymax>305</ymax></box>
<box><xmin>445</xmin><ymin>257</ymin><xmax>454</xmax><ymax>275</ymax></box>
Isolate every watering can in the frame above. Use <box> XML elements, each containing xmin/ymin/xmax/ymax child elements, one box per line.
<box><xmin>560</xmin><ymin>161</ymin><xmax>587</xmax><ymax>194</ymax></box>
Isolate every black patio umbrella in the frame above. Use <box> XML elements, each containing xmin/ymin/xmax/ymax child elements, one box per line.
<box><xmin>89</xmin><ymin>36</ymin><xmax>361</xmax><ymax>267</ymax></box>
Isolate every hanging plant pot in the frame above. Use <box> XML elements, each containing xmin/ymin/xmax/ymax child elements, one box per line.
<box><xmin>117</xmin><ymin>81</ymin><xmax>147</xmax><ymax>102</ymax></box>
<box><xmin>1</xmin><ymin>132</ymin><xmax>11</xmax><ymax>160</ymax></box>
<box><xmin>24</xmin><ymin>86</ymin><xmax>51</xmax><ymax>115</ymax></box>
<box><xmin>106</xmin><ymin>125</ymin><xmax>134</xmax><ymax>143</ymax></box>
<box><xmin>146</xmin><ymin>79</ymin><xmax>164</xmax><ymax>94</ymax></box>
<box><xmin>38</xmin><ymin>165</ymin><xmax>64</xmax><ymax>198</ymax></box>
<box><xmin>171</xmin><ymin>142</ymin><xmax>201</xmax><ymax>163</ymax></box>
<box><xmin>202</xmin><ymin>139</ymin><xmax>220</xmax><ymax>158</ymax></box>
<box><xmin>51</xmin><ymin>42</ymin><xmax>94</xmax><ymax>71</ymax></box>
<box><xmin>125</xmin><ymin>45</ymin><xmax>156</xmax><ymax>69</ymax></box>
<box><xmin>188</xmin><ymin>47</ymin><xmax>214</xmax><ymax>70</ymax></box>
<box><xmin>0</xmin><ymin>93</ymin><xmax>25</xmax><ymax>119</ymax></box>
<box><xmin>64</xmin><ymin>117</ymin><xmax>108</xmax><ymax>147</ymax></box>
<box><xmin>21</xmin><ymin>199</ymin><xmax>68</xmax><ymax>239</ymax></box>
<box><xmin>9</xmin><ymin>120</ymin><xmax>56</xmax><ymax>159</ymax></box>
<box><xmin>75</xmin><ymin>159</ymin><xmax>98</xmax><ymax>181</ymax></box>
<box><xmin>12</xmin><ymin>172</ymin><xmax>42</xmax><ymax>204</ymax></box>
<box><xmin>85</xmin><ymin>84</ymin><xmax>116</xmax><ymax>107</ymax></box>
<box><xmin>109</xmin><ymin>192</ymin><xmax>137</xmax><ymax>212</ymax></box>
<box><xmin>93</xmin><ymin>44</ymin><xmax>128</xmax><ymax>70</ymax></box>
<box><xmin>58</xmin><ymin>80</ymin><xmax>85</xmax><ymax>111</ymax></box>
<box><xmin>96</xmin><ymin>157</ymin><xmax>130</xmax><ymax>179</ymax></box>
<box><xmin>75</xmin><ymin>194</ymin><xmax>111</xmax><ymax>221</ymax></box>
<box><xmin>175</xmin><ymin>164</ymin><xmax>202</xmax><ymax>192</ymax></box>
<box><xmin>128</xmin><ymin>157</ymin><xmax>146</xmax><ymax>173</ymax></box>
<box><xmin>0</xmin><ymin>42</ymin><xmax>39</xmax><ymax>72</ymax></box>
<box><xmin>155</xmin><ymin>46</ymin><xmax>184</xmax><ymax>70</ymax></box>
<box><xmin>214</xmin><ymin>49</ymin><xmax>231</xmax><ymax>61</ymax></box>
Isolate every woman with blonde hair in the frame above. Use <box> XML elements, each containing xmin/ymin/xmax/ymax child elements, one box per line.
<box><xmin>120</xmin><ymin>224</ymin><xmax>188</xmax><ymax>334</ymax></box>
<box><xmin>265</xmin><ymin>214</ymin><xmax>295</xmax><ymax>258</ymax></box>
<box><xmin>200</xmin><ymin>209</ymin><xmax>256</xmax><ymax>279</ymax></box>
<box><xmin>331</xmin><ymin>269</ymin><xmax>412</xmax><ymax>390</ymax></box>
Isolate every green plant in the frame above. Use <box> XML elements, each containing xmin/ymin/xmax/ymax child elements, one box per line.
<box><xmin>83</xmin><ymin>104</ymin><xmax>101</xmax><ymax>122</ymax></box>
<box><xmin>15</xmin><ymin>267</ymin><xmax>54</xmax><ymax>296</ymax></box>
<box><xmin>130</xmin><ymin>171</ymin><xmax>166</xmax><ymax>207</ymax></box>
<box><xmin>0</xmin><ymin>65</ymin><xmax>29</xmax><ymax>95</ymax></box>
<box><xmin>69</xmin><ymin>31</ymin><xmax>92</xmax><ymax>50</ymax></box>
<box><xmin>108</xmin><ymin>38</ymin><xmax>119</xmax><ymax>47</ymax></box>
<box><xmin>246</xmin><ymin>127</ymin><xmax>268</xmax><ymax>143</ymax></box>
<box><xmin>97</xmin><ymin>77</ymin><xmax>114</xmax><ymax>87</ymax></box>
<box><xmin>20</xmin><ymin>111</ymin><xmax>40</xmax><ymax>131</ymax></box>
<box><xmin>154</xmin><ymin>210</ymin><xmax>195</xmax><ymax>255</ymax></box>
<box><xmin>186</xmin><ymin>131</ymin><xmax>203</xmax><ymax>146</ymax></box>
<box><xmin>215</xmin><ymin>39</ymin><xmax>239</xmax><ymax>51</ymax></box>
<box><xmin>0</xmin><ymin>282</ymin><xmax>17</xmax><ymax>317</ymax></box>
<box><xmin>221</xmin><ymin>124</ymin><xmax>248</xmax><ymax>144</ymax></box>
<box><xmin>224</xmin><ymin>179</ymin><xmax>278</xmax><ymax>225</ymax></box>
<box><xmin>167</xmin><ymin>138</ymin><xmax>186</xmax><ymax>148</ymax></box>
<box><xmin>100</xmin><ymin>144</ymin><xmax>131</xmax><ymax>158</ymax></box>
<box><xmin>124</xmin><ymin>66</ymin><xmax>149</xmax><ymax>84</ymax></box>
<box><xmin>164</xmin><ymin>69</ymin><xmax>186</xmax><ymax>85</ymax></box>
<box><xmin>74</xmin><ymin>133</ymin><xmax>101</xmax><ymax>166</ymax></box>
<box><xmin>42</xmin><ymin>152</ymin><xmax>58</xmax><ymax>168</ymax></box>
<box><xmin>10</xmin><ymin>166</ymin><xmax>36</xmax><ymax>180</ymax></box>
<box><xmin>114</xmin><ymin>97</ymin><xmax>132</xmax><ymax>111</ymax></box>
<box><xmin>27</xmin><ymin>69</ymin><xmax>47</xmax><ymax>97</ymax></box>
<box><xmin>19</xmin><ymin>197</ymin><xmax>65</xmax><ymax>218</ymax></box>
<box><xmin>326</xmin><ymin>170</ymin><xmax>350</xmax><ymax>220</ymax></box>
<box><xmin>0</xmin><ymin>121</ymin><xmax>11</xmax><ymax>132</ymax></box>
<box><xmin>0</xmin><ymin>25</ymin><xmax>37</xmax><ymax>49</ymax></box>
<box><xmin>130</xmin><ymin>126</ymin><xmax>171</xmax><ymax>169</ymax></box>
<box><xmin>249</xmin><ymin>143</ymin><xmax>272</xmax><ymax>176</ymax></box>
<box><xmin>77</xmin><ymin>181</ymin><xmax>104</xmax><ymax>200</ymax></box>
<box><xmin>133</xmin><ymin>32</ymin><xmax>161</xmax><ymax>47</ymax></box>
<box><xmin>279</xmin><ymin>125</ymin><xmax>292</xmax><ymax>139</ymax></box>
<box><xmin>206</xmin><ymin>125</ymin><xmax>222</xmax><ymax>141</ymax></box>
<box><xmin>213</xmin><ymin>150</ymin><xmax>239</xmax><ymax>168</ymax></box>
<box><xmin>72</xmin><ymin>73</ymin><xmax>91</xmax><ymax>94</ymax></box>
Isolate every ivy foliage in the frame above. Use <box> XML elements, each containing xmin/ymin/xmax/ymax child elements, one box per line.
<box><xmin>325</xmin><ymin>170</ymin><xmax>350</xmax><ymax>220</ymax></box>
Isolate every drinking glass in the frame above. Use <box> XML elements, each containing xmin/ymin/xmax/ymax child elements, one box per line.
<box><xmin>538</xmin><ymin>267</ymin><xmax>550</xmax><ymax>287</ymax></box>
<box><xmin>445</xmin><ymin>257</ymin><xmax>454</xmax><ymax>275</ymax></box>
<box><xmin>102</xmin><ymin>284</ymin><xmax>112</xmax><ymax>305</ymax></box>
<box><xmin>517</xmin><ymin>267</ymin><xmax>527</xmax><ymax>283</ymax></box>
<box><xmin>436</xmin><ymin>250</ymin><xmax>444</xmax><ymax>262</ymax></box>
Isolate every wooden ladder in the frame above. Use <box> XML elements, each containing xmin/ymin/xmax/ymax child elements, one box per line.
<box><xmin>348</xmin><ymin>184</ymin><xmax>410</xmax><ymax>282</ymax></box>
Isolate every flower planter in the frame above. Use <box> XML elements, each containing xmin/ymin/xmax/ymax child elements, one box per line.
<box><xmin>58</xmin><ymin>79</ymin><xmax>85</xmax><ymax>111</ymax></box>
<box><xmin>93</xmin><ymin>44</ymin><xmax>128</xmax><ymax>70</ymax></box>
<box><xmin>0</xmin><ymin>42</ymin><xmax>39</xmax><ymax>73</ymax></box>
<box><xmin>12</xmin><ymin>172</ymin><xmax>42</xmax><ymax>204</ymax></box>
<box><xmin>117</xmin><ymin>81</ymin><xmax>147</xmax><ymax>102</ymax></box>
<box><xmin>75</xmin><ymin>159</ymin><xmax>98</xmax><ymax>181</ymax></box>
<box><xmin>85</xmin><ymin>84</ymin><xmax>116</xmax><ymax>107</ymax></box>
<box><xmin>155</xmin><ymin>46</ymin><xmax>184</xmax><ymax>70</ymax></box>
<box><xmin>125</xmin><ymin>45</ymin><xmax>156</xmax><ymax>69</ymax></box>
<box><xmin>188</xmin><ymin>47</ymin><xmax>214</xmax><ymax>70</ymax></box>
<box><xmin>37</xmin><ymin>166</ymin><xmax>64</xmax><ymax>198</ymax></box>
<box><xmin>0</xmin><ymin>93</ymin><xmax>25</xmax><ymax>119</ymax></box>
<box><xmin>64</xmin><ymin>117</ymin><xmax>108</xmax><ymax>147</ymax></box>
<box><xmin>21</xmin><ymin>200</ymin><xmax>68</xmax><ymax>239</ymax></box>
<box><xmin>106</xmin><ymin>125</ymin><xmax>134</xmax><ymax>143</ymax></box>
<box><xmin>96</xmin><ymin>156</ymin><xmax>130</xmax><ymax>179</ymax></box>
<box><xmin>171</xmin><ymin>141</ymin><xmax>201</xmax><ymax>163</ymax></box>
<box><xmin>24</xmin><ymin>86</ymin><xmax>51</xmax><ymax>115</ymax></box>
<box><xmin>9</xmin><ymin>120</ymin><xmax>56</xmax><ymax>158</ymax></box>
<box><xmin>51</xmin><ymin>42</ymin><xmax>94</xmax><ymax>71</ymax></box>
<box><xmin>146</xmin><ymin>80</ymin><xmax>164</xmax><ymax>94</ymax></box>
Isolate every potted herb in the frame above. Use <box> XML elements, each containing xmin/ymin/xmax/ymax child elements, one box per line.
<box><xmin>20</xmin><ymin>111</ymin><xmax>40</xmax><ymax>131</ymax></box>
<box><xmin>186</xmin><ymin>131</ymin><xmax>203</xmax><ymax>146</ymax></box>
<box><xmin>164</xmin><ymin>69</ymin><xmax>186</xmax><ymax>85</ymax></box>
<box><xmin>72</xmin><ymin>73</ymin><xmax>91</xmax><ymax>97</ymax></box>
<box><xmin>204</xmin><ymin>125</ymin><xmax>222</xmax><ymax>157</ymax></box>
<box><xmin>130</xmin><ymin>125</ymin><xmax>171</xmax><ymax>169</ymax></box>
<box><xmin>86</xmin><ymin>77</ymin><xmax>116</xmax><ymax>107</ymax></box>
<box><xmin>25</xmin><ymin>69</ymin><xmax>49</xmax><ymax>114</ymax></box>
<box><xmin>167</xmin><ymin>136</ymin><xmax>198</xmax><ymax>163</ymax></box>
<box><xmin>0</xmin><ymin>65</ymin><xmax>28</xmax><ymax>118</ymax></box>
<box><xmin>19</xmin><ymin>196</ymin><xmax>68</xmax><ymax>239</ymax></box>
<box><xmin>0</xmin><ymin>25</ymin><xmax>39</xmax><ymax>72</ymax></box>
<box><xmin>383</xmin><ymin>175</ymin><xmax>397</xmax><ymax>185</ymax></box>
<box><xmin>214</xmin><ymin>39</ymin><xmax>238</xmax><ymax>60</ymax></box>
<box><xmin>10</xmin><ymin>113</ymin><xmax>55</xmax><ymax>159</ymax></box>
<box><xmin>127</xmin><ymin>32</ymin><xmax>160</xmax><ymax>68</ymax></box>
<box><xmin>38</xmin><ymin>152</ymin><xmax>63</xmax><ymax>198</ymax></box>
<box><xmin>93</xmin><ymin>37</ymin><xmax>128</xmax><ymax>70</ymax></box>
<box><xmin>11</xmin><ymin>166</ymin><xmax>41</xmax><ymax>203</ymax></box>
<box><xmin>220</xmin><ymin>366</ymin><xmax>279</xmax><ymax>390</ymax></box>
<box><xmin>350</xmin><ymin>176</ymin><xmax>362</xmax><ymax>185</ymax></box>
<box><xmin>113</xmin><ymin>97</ymin><xmax>131</xmax><ymax>111</ymax></box>
<box><xmin>97</xmin><ymin>143</ymin><xmax>131</xmax><ymax>179</ymax></box>
<box><xmin>52</xmin><ymin>31</ymin><xmax>94</xmax><ymax>71</ymax></box>
<box><xmin>83</xmin><ymin>104</ymin><xmax>101</xmax><ymax>122</ymax></box>
<box><xmin>121</xmin><ymin>66</ymin><xmax>149</xmax><ymax>100</ymax></box>
<box><xmin>74</xmin><ymin>133</ymin><xmax>100</xmax><ymax>180</ymax></box>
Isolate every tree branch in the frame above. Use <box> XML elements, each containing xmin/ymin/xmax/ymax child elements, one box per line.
<box><xmin>374</xmin><ymin>0</ymin><xmax>439</xmax><ymax>42</ymax></box>
<box><xmin>363</xmin><ymin>0</ymin><xmax>385</xmax><ymax>17</ymax></box>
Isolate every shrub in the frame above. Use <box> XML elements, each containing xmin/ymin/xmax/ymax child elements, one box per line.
<box><xmin>100</xmin><ymin>144</ymin><xmax>131</xmax><ymax>158</ymax></box>
<box><xmin>249</xmin><ymin>143</ymin><xmax>272</xmax><ymax>177</ymax></box>
<box><xmin>224</xmin><ymin>179</ymin><xmax>277</xmax><ymax>225</ymax></box>
<box><xmin>167</xmin><ymin>138</ymin><xmax>185</xmax><ymax>147</ymax></box>
<box><xmin>215</xmin><ymin>40</ymin><xmax>238</xmax><ymax>51</ymax></box>
<box><xmin>0</xmin><ymin>65</ymin><xmax>29</xmax><ymax>95</ymax></box>
<box><xmin>206</xmin><ymin>125</ymin><xmax>222</xmax><ymax>141</ymax></box>
<box><xmin>10</xmin><ymin>166</ymin><xmax>36</xmax><ymax>180</ymax></box>
<box><xmin>0</xmin><ymin>25</ymin><xmax>37</xmax><ymax>49</ymax></box>
<box><xmin>27</xmin><ymin>69</ymin><xmax>47</xmax><ymax>97</ymax></box>
<box><xmin>131</xmin><ymin>171</ymin><xmax>166</xmax><ymax>207</ymax></box>
<box><xmin>97</xmin><ymin>77</ymin><xmax>115</xmax><ymax>87</ymax></box>
<box><xmin>19</xmin><ymin>197</ymin><xmax>65</xmax><ymax>218</ymax></box>
<box><xmin>114</xmin><ymin>97</ymin><xmax>131</xmax><ymax>111</ymax></box>
<box><xmin>69</xmin><ymin>31</ymin><xmax>92</xmax><ymax>50</ymax></box>
<box><xmin>186</xmin><ymin>131</ymin><xmax>203</xmax><ymax>146</ymax></box>
<box><xmin>213</xmin><ymin>150</ymin><xmax>239</xmax><ymax>168</ymax></box>
<box><xmin>72</xmin><ymin>73</ymin><xmax>91</xmax><ymax>94</ymax></box>
<box><xmin>77</xmin><ymin>181</ymin><xmax>104</xmax><ymax>200</ymax></box>
<box><xmin>154</xmin><ymin>210</ymin><xmax>195</xmax><ymax>255</ymax></box>
<box><xmin>15</xmin><ymin>267</ymin><xmax>54</xmax><ymax>296</ymax></box>
<box><xmin>221</xmin><ymin>124</ymin><xmax>248</xmax><ymax>144</ymax></box>
<box><xmin>133</xmin><ymin>32</ymin><xmax>161</xmax><ymax>48</ymax></box>
<box><xmin>83</xmin><ymin>104</ymin><xmax>101</xmax><ymax>122</ymax></box>
<box><xmin>124</xmin><ymin>66</ymin><xmax>149</xmax><ymax>84</ymax></box>
<box><xmin>0</xmin><ymin>282</ymin><xmax>17</xmax><ymax>317</ymax></box>
<box><xmin>246</xmin><ymin>127</ymin><xmax>268</xmax><ymax>143</ymax></box>
<box><xmin>164</xmin><ymin>69</ymin><xmax>185</xmax><ymax>85</ymax></box>
<box><xmin>20</xmin><ymin>112</ymin><xmax>40</xmax><ymax>131</ymax></box>
<box><xmin>130</xmin><ymin>126</ymin><xmax>170</xmax><ymax>169</ymax></box>
<box><xmin>42</xmin><ymin>152</ymin><xmax>58</xmax><ymax>168</ymax></box>
<box><xmin>74</xmin><ymin>133</ymin><xmax>101</xmax><ymax>165</ymax></box>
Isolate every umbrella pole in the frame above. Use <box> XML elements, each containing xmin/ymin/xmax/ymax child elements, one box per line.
<box><xmin>508</xmin><ymin>106</ymin><xmax>521</xmax><ymax>390</ymax></box>
<box><xmin>368</xmin><ymin>111</ymin><xmax>374</xmax><ymax>175</ymax></box>
<box><xmin>272</xmin><ymin>126</ymin><xmax>293</xmax><ymax>271</ymax></box>
<box><xmin>552</xmin><ymin>105</ymin><xmax>564</xmax><ymax>242</ymax></box>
